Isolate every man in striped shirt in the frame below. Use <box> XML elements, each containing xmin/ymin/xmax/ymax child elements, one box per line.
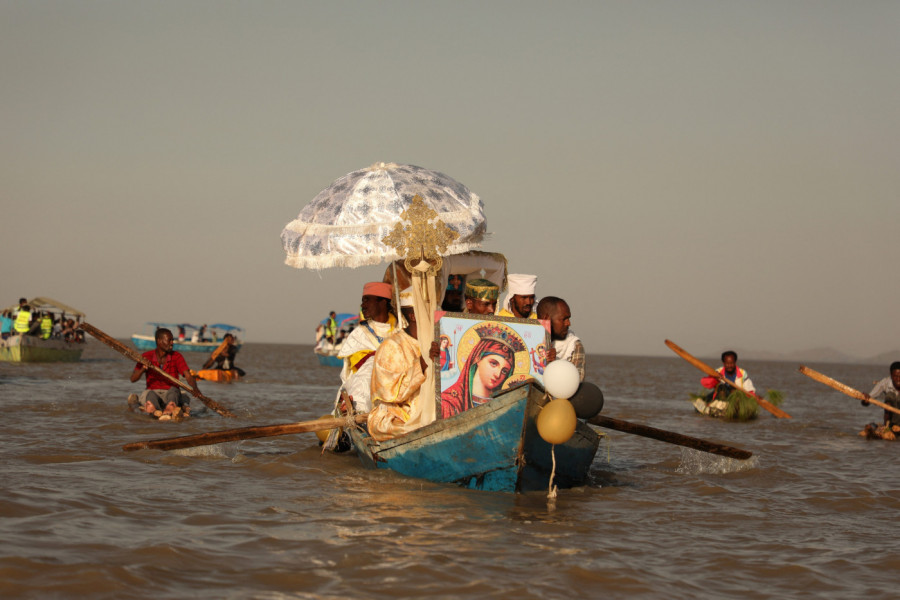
<box><xmin>536</xmin><ymin>296</ymin><xmax>585</xmax><ymax>382</ymax></box>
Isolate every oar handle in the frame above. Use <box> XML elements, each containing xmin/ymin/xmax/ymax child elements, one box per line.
<box><xmin>798</xmin><ymin>365</ymin><xmax>900</xmax><ymax>416</ymax></box>
<box><xmin>664</xmin><ymin>339</ymin><xmax>792</xmax><ymax>419</ymax></box>
<box><xmin>82</xmin><ymin>322</ymin><xmax>235</xmax><ymax>418</ymax></box>
<box><xmin>588</xmin><ymin>414</ymin><xmax>752</xmax><ymax>460</ymax></box>
<box><xmin>123</xmin><ymin>414</ymin><xmax>369</xmax><ymax>451</ymax></box>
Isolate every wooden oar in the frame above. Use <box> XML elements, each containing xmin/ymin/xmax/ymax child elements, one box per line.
<box><xmin>798</xmin><ymin>365</ymin><xmax>900</xmax><ymax>416</ymax></box>
<box><xmin>664</xmin><ymin>339</ymin><xmax>792</xmax><ymax>419</ymax></box>
<box><xmin>588</xmin><ymin>414</ymin><xmax>753</xmax><ymax>460</ymax></box>
<box><xmin>122</xmin><ymin>414</ymin><xmax>368</xmax><ymax>451</ymax></box>
<box><xmin>81</xmin><ymin>322</ymin><xmax>236</xmax><ymax>418</ymax></box>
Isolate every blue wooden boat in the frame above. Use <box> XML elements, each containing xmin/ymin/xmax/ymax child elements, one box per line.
<box><xmin>316</xmin><ymin>353</ymin><xmax>343</xmax><ymax>367</ymax></box>
<box><xmin>347</xmin><ymin>382</ymin><xmax>600</xmax><ymax>493</ymax></box>
<box><xmin>131</xmin><ymin>323</ymin><xmax>243</xmax><ymax>353</ymax></box>
<box><xmin>314</xmin><ymin>312</ymin><xmax>359</xmax><ymax>367</ymax></box>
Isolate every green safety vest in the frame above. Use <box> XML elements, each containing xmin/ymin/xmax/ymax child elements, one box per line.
<box><xmin>40</xmin><ymin>316</ymin><xmax>53</xmax><ymax>339</ymax></box>
<box><xmin>14</xmin><ymin>310</ymin><xmax>31</xmax><ymax>333</ymax></box>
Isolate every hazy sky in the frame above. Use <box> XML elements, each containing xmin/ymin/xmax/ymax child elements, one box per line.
<box><xmin>2</xmin><ymin>1</ymin><xmax>898</xmax><ymax>358</ymax></box>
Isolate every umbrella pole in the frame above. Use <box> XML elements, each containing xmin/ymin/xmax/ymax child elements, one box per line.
<box><xmin>392</xmin><ymin>262</ymin><xmax>402</xmax><ymax>325</ymax></box>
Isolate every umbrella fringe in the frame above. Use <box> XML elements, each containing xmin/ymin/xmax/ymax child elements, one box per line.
<box><xmin>282</xmin><ymin>216</ymin><xmax>486</xmax><ymax>236</ymax></box>
<box><xmin>284</xmin><ymin>240</ymin><xmax>486</xmax><ymax>270</ymax></box>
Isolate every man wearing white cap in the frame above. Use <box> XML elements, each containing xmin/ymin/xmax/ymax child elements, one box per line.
<box><xmin>497</xmin><ymin>274</ymin><xmax>538</xmax><ymax>319</ymax></box>
<box><xmin>368</xmin><ymin>287</ymin><xmax>439</xmax><ymax>440</ymax></box>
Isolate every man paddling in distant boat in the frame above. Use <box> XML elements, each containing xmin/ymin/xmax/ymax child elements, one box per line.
<box><xmin>130</xmin><ymin>327</ymin><xmax>201</xmax><ymax>418</ymax></box>
<box><xmin>700</xmin><ymin>350</ymin><xmax>755</xmax><ymax>404</ymax></box>
<box><xmin>202</xmin><ymin>333</ymin><xmax>245</xmax><ymax>377</ymax></box>
<box><xmin>859</xmin><ymin>362</ymin><xmax>900</xmax><ymax>439</ymax></box>
<box><xmin>537</xmin><ymin>296</ymin><xmax>585</xmax><ymax>381</ymax></box>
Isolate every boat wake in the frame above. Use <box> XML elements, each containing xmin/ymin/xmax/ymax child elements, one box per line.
<box><xmin>676</xmin><ymin>448</ymin><xmax>759</xmax><ymax>475</ymax></box>
<box><xmin>171</xmin><ymin>442</ymin><xmax>242</xmax><ymax>460</ymax></box>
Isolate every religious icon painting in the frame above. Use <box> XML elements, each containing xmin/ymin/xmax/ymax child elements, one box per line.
<box><xmin>434</xmin><ymin>312</ymin><xmax>550</xmax><ymax>420</ymax></box>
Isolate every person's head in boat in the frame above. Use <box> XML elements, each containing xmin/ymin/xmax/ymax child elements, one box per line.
<box><xmin>890</xmin><ymin>362</ymin><xmax>900</xmax><ymax>390</ymax></box>
<box><xmin>503</xmin><ymin>274</ymin><xmax>537</xmax><ymax>319</ymax></box>
<box><xmin>537</xmin><ymin>296</ymin><xmax>571</xmax><ymax>341</ymax></box>
<box><xmin>360</xmin><ymin>282</ymin><xmax>393</xmax><ymax>324</ymax></box>
<box><xmin>721</xmin><ymin>351</ymin><xmax>739</xmax><ymax>375</ymax></box>
<box><xmin>397</xmin><ymin>286</ymin><xmax>420</xmax><ymax>339</ymax></box>
<box><xmin>464</xmin><ymin>278</ymin><xmax>499</xmax><ymax>315</ymax></box>
<box><xmin>441</xmin><ymin>275</ymin><xmax>464</xmax><ymax>312</ymax></box>
<box><xmin>155</xmin><ymin>328</ymin><xmax>174</xmax><ymax>355</ymax></box>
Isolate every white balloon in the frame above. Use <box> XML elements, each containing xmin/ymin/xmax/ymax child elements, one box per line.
<box><xmin>543</xmin><ymin>360</ymin><xmax>580</xmax><ymax>399</ymax></box>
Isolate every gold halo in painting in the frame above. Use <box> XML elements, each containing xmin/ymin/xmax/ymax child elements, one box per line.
<box><xmin>455</xmin><ymin>322</ymin><xmax>531</xmax><ymax>390</ymax></box>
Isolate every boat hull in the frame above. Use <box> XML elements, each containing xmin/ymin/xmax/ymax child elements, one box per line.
<box><xmin>131</xmin><ymin>335</ymin><xmax>242</xmax><ymax>354</ymax></box>
<box><xmin>0</xmin><ymin>335</ymin><xmax>84</xmax><ymax>363</ymax></box>
<box><xmin>349</xmin><ymin>383</ymin><xmax>600</xmax><ymax>493</ymax></box>
<box><xmin>193</xmin><ymin>369</ymin><xmax>241</xmax><ymax>383</ymax></box>
<box><xmin>316</xmin><ymin>352</ymin><xmax>343</xmax><ymax>367</ymax></box>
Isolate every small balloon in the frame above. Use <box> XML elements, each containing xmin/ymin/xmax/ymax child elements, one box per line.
<box><xmin>543</xmin><ymin>360</ymin><xmax>580</xmax><ymax>399</ymax></box>
<box><xmin>569</xmin><ymin>382</ymin><xmax>604</xmax><ymax>419</ymax></box>
<box><xmin>316</xmin><ymin>414</ymin><xmax>334</xmax><ymax>444</ymax></box>
<box><xmin>536</xmin><ymin>398</ymin><xmax>577</xmax><ymax>445</ymax></box>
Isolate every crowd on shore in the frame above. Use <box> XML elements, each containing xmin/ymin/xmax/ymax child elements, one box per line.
<box><xmin>1</xmin><ymin>298</ymin><xmax>84</xmax><ymax>342</ymax></box>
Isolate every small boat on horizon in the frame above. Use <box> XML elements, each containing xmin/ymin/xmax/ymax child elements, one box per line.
<box><xmin>314</xmin><ymin>312</ymin><xmax>359</xmax><ymax>367</ymax></box>
<box><xmin>131</xmin><ymin>322</ymin><xmax>244</xmax><ymax>353</ymax></box>
<box><xmin>0</xmin><ymin>297</ymin><xmax>86</xmax><ymax>363</ymax></box>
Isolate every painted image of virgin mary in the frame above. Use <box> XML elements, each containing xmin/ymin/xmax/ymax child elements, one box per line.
<box><xmin>441</xmin><ymin>322</ymin><xmax>526</xmax><ymax>419</ymax></box>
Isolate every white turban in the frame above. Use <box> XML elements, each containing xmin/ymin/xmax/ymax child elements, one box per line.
<box><xmin>502</xmin><ymin>274</ymin><xmax>537</xmax><ymax>313</ymax></box>
<box><xmin>399</xmin><ymin>286</ymin><xmax>415</xmax><ymax>307</ymax></box>
<box><xmin>507</xmin><ymin>274</ymin><xmax>537</xmax><ymax>296</ymax></box>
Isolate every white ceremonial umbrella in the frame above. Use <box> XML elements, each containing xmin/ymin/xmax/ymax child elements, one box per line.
<box><xmin>280</xmin><ymin>162</ymin><xmax>486</xmax><ymax>270</ymax></box>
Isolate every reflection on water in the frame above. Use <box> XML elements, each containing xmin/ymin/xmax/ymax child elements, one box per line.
<box><xmin>1</xmin><ymin>342</ymin><xmax>898</xmax><ymax>599</ymax></box>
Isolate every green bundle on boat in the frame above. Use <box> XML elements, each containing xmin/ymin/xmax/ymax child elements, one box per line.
<box><xmin>691</xmin><ymin>389</ymin><xmax>784</xmax><ymax>421</ymax></box>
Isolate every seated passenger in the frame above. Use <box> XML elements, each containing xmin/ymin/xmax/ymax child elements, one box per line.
<box><xmin>367</xmin><ymin>287</ymin><xmax>440</xmax><ymax>440</ymax></box>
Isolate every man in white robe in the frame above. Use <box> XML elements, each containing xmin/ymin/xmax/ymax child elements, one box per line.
<box><xmin>336</xmin><ymin>281</ymin><xmax>398</xmax><ymax>413</ymax></box>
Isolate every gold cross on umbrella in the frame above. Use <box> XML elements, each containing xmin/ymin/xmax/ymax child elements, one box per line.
<box><xmin>381</xmin><ymin>195</ymin><xmax>459</xmax><ymax>275</ymax></box>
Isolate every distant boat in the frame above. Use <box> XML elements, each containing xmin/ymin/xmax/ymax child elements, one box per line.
<box><xmin>314</xmin><ymin>312</ymin><xmax>359</xmax><ymax>367</ymax></box>
<box><xmin>0</xmin><ymin>297</ymin><xmax>86</xmax><ymax>363</ymax></box>
<box><xmin>131</xmin><ymin>323</ymin><xmax>244</xmax><ymax>353</ymax></box>
<box><xmin>348</xmin><ymin>381</ymin><xmax>601</xmax><ymax>492</ymax></box>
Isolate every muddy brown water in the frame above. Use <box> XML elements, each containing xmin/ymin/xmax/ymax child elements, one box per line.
<box><xmin>1</xmin><ymin>341</ymin><xmax>897</xmax><ymax>599</ymax></box>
